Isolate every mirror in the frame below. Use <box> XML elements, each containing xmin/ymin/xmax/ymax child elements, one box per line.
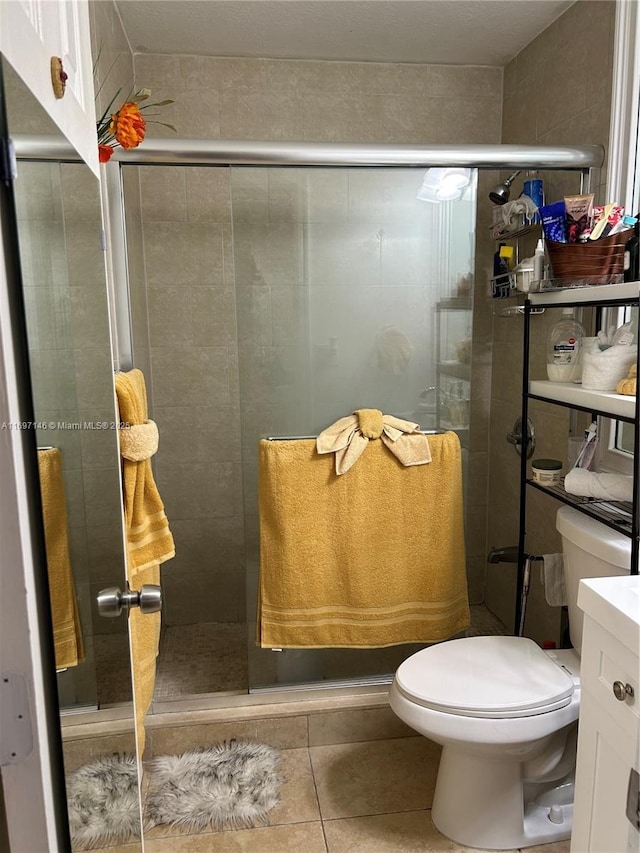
<box><xmin>2</xmin><ymin>57</ymin><xmax>142</xmax><ymax>850</ymax></box>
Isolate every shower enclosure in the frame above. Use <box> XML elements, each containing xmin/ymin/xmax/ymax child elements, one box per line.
<box><xmin>120</xmin><ymin>161</ymin><xmax>478</xmax><ymax>698</ymax></box>
<box><xmin>13</xmin><ymin>130</ymin><xmax>601</xmax><ymax>710</ymax></box>
<box><xmin>105</xmin><ymin>141</ymin><xmax>597</xmax><ymax>704</ymax></box>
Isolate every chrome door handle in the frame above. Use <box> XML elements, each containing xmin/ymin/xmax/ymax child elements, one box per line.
<box><xmin>613</xmin><ymin>680</ymin><xmax>635</xmax><ymax>701</ymax></box>
<box><xmin>97</xmin><ymin>584</ymin><xmax>162</xmax><ymax>618</ymax></box>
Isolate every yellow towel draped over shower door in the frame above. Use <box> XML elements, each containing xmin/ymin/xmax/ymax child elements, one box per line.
<box><xmin>258</xmin><ymin>430</ymin><xmax>470</xmax><ymax>648</ymax></box>
<box><xmin>115</xmin><ymin>369</ymin><xmax>174</xmax><ymax>754</ymax></box>
<box><xmin>37</xmin><ymin>448</ymin><xmax>85</xmax><ymax>669</ymax></box>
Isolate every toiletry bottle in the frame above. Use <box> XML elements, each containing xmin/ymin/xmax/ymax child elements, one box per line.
<box><xmin>623</xmin><ymin>213</ymin><xmax>639</xmax><ymax>282</ymax></box>
<box><xmin>499</xmin><ymin>245</ymin><xmax>514</xmax><ymax>270</ymax></box>
<box><xmin>492</xmin><ymin>242</ymin><xmax>513</xmax><ymax>297</ymax></box>
<box><xmin>533</xmin><ymin>238</ymin><xmax>545</xmax><ymax>283</ymax></box>
<box><xmin>523</xmin><ymin>175</ymin><xmax>544</xmax><ymax>223</ymax></box>
<box><xmin>547</xmin><ymin>308</ymin><xmax>585</xmax><ymax>382</ymax></box>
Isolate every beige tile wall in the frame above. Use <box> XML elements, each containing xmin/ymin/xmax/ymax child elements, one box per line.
<box><xmin>134</xmin><ymin>164</ymin><xmax>242</xmax><ymax>625</ymax></box>
<box><xmin>486</xmin><ymin>0</ymin><xmax>616</xmax><ymax>640</ymax></box>
<box><xmin>91</xmin><ymin>0</ymin><xmax>136</xmax><ymax>120</ymax></box>
<box><xmin>132</xmin><ymin>53</ymin><xmax>504</xmax><ymax>640</ymax></box>
<box><xmin>134</xmin><ymin>56</ymin><xmax>502</xmax><ymax>145</ymax></box>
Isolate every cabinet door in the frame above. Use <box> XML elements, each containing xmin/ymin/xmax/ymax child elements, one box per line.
<box><xmin>572</xmin><ymin>697</ymin><xmax>639</xmax><ymax>853</ymax></box>
<box><xmin>0</xmin><ymin>0</ymin><xmax>98</xmax><ymax>173</ymax></box>
<box><xmin>572</xmin><ymin>617</ymin><xmax>640</xmax><ymax>853</ymax></box>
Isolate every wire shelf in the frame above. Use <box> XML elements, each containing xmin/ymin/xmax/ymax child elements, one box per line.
<box><xmin>527</xmin><ymin>477</ymin><xmax>634</xmax><ymax>534</ymax></box>
<box><xmin>490</xmin><ymin>271</ymin><xmax>517</xmax><ymax>298</ymax></box>
<box><xmin>534</xmin><ymin>274</ymin><xmax>625</xmax><ymax>292</ymax></box>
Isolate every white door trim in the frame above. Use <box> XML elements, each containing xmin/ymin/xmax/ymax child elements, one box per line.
<box><xmin>607</xmin><ymin>0</ymin><xmax>640</xmax><ymax>209</ymax></box>
<box><xmin>0</xmin><ymin>196</ymin><xmax>66</xmax><ymax>849</ymax></box>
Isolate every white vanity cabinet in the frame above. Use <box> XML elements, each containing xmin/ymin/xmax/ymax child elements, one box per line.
<box><xmin>571</xmin><ymin>575</ymin><xmax>640</xmax><ymax>853</ymax></box>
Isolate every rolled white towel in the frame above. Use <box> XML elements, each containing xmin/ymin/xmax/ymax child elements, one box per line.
<box><xmin>542</xmin><ymin>554</ymin><xmax>567</xmax><ymax>607</ymax></box>
<box><xmin>564</xmin><ymin>467</ymin><xmax>633</xmax><ymax>502</ymax></box>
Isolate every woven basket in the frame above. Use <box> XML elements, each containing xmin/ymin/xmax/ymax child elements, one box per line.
<box><xmin>546</xmin><ymin>230</ymin><xmax>633</xmax><ymax>284</ymax></box>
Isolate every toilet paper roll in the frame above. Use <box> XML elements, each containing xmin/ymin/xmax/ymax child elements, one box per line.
<box><xmin>564</xmin><ymin>468</ymin><xmax>633</xmax><ymax>502</ymax></box>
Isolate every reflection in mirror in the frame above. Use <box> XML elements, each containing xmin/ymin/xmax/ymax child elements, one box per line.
<box><xmin>3</xmin><ymin>58</ymin><xmax>142</xmax><ymax>851</ymax></box>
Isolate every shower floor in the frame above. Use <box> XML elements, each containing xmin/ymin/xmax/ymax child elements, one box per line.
<box><xmin>151</xmin><ymin>604</ymin><xmax>508</xmax><ymax>702</ymax></box>
<box><xmin>154</xmin><ymin>622</ymin><xmax>249</xmax><ymax>700</ymax></box>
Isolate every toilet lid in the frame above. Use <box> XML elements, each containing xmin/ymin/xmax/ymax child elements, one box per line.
<box><xmin>394</xmin><ymin>636</ymin><xmax>575</xmax><ymax>719</ymax></box>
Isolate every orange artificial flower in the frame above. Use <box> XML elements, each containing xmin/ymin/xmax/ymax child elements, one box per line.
<box><xmin>109</xmin><ymin>102</ymin><xmax>146</xmax><ymax>150</ymax></box>
<box><xmin>95</xmin><ymin>84</ymin><xmax>174</xmax><ymax>162</ymax></box>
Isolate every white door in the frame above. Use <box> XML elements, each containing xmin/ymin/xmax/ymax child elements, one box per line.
<box><xmin>0</xmin><ymin>0</ymin><xmax>98</xmax><ymax>174</ymax></box>
<box><xmin>0</xmin><ymin>45</ymin><xmax>143</xmax><ymax>853</ymax></box>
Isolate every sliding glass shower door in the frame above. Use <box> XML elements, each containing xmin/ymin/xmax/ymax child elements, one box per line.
<box><xmin>231</xmin><ymin>167</ymin><xmax>477</xmax><ymax>690</ymax></box>
<box><xmin>123</xmin><ymin>162</ymin><xmax>476</xmax><ymax>700</ymax></box>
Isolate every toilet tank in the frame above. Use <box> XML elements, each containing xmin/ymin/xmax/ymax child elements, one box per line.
<box><xmin>556</xmin><ymin>506</ymin><xmax>631</xmax><ymax>653</ymax></box>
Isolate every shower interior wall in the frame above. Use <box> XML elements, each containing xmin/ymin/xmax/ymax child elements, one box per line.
<box><xmin>117</xmin><ymin>50</ymin><xmax>503</xmax><ymax>693</ymax></box>
<box><xmin>127</xmin><ymin>163</ymin><xmax>482</xmax><ymax>693</ymax></box>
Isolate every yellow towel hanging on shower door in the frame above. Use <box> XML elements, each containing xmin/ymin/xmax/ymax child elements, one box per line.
<box><xmin>115</xmin><ymin>369</ymin><xmax>175</xmax><ymax>754</ymax></box>
<box><xmin>257</xmin><ymin>430</ymin><xmax>470</xmax><ymax>648</ymax></box>
<box><xmin>37</xmin><ymin>448</ymin><xmax>85</xmax><ymax>670</ymax></box>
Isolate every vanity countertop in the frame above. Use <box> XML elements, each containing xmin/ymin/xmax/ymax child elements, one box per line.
<box><xmin>578</xmin><ymin>574</ymin><xmax>640</xmax><ymax>653</ymax></box>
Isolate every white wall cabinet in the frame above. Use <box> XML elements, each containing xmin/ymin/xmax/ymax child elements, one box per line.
<box><xmin>572</xmin><ymin>575</ymin><xmax>640</xmax><ymax>853</ymax></box>
<box><xmin>0</xmin><ymin>0</ymin><xmax>98</xmax><ymax>173</ymax></box>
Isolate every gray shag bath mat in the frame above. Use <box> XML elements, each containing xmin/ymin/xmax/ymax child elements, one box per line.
<box><xmin>66</xmin><ymin>753</ymin><xmax>141</xmax><ymax>849</ymax></box>
<box><xmin>145</xmin><ymin>740</ymin><xmax>282</xmax><ymax>832</ymax></box>
<box><xmin>66</xmin><ymin>741</ymin><xmax>282</xmax><ymax>848</ymax></box>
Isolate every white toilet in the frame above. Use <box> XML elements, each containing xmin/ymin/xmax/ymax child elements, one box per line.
<box><xmin>389</xmin><ymin>506</ymin><xmax>631</xmax><ymax>850</ymax></box>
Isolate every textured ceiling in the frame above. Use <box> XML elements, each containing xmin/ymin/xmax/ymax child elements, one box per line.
<box><xmin>116</xmin><ymin>0</ymin><xmax>575</xmax><ymax>66</ymax></box>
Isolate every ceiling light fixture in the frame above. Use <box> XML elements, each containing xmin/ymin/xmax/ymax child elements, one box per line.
<box><xmin>417</xmin><ymin>168</ymin><xmax>472</xmax><ymax>203</ymax></box>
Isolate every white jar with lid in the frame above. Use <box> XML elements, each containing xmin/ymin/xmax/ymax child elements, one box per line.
<box><xmin>531</xmin><ymin>458</ymin><xmax>562</xmax><ymax>485</ymax></box>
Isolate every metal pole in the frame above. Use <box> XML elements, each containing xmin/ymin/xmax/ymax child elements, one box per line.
<box><xmin>13</xmin><ymin>135</ymin><xmax>605</xmax><ymax>170</ymax></box>
<box><xmin>515</xmin><ymin>298</ymin><xmax>533</xmax><ymax>634</ymax></box>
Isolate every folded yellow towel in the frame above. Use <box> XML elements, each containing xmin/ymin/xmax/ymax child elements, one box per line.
<box><xmin>119</xmin><ymin>419</ymin><xmax>159</xmax><ymax>462</ymax></box>
<box><xmin>115</xmin><ymin>369</ymin><xmax>174</xmax><ymax>753</ymax></box>
<box><xmin>37</xmin><ymin>448</ymin><xmax>84</xmax><ymax>669</ymax></box>
<box><xmin>258</xmin><ymin>431</ymin><xmax>469</xmax><ymax>648</ymax></box>
<box><xmin>316</xmin><ymin>409</ymin><xmax>432</xmax><ymax>474</ymax></box>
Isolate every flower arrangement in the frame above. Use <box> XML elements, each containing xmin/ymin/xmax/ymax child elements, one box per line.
<box><xmin>96</xmin><ymin>87</ymin><xmax>175</xmax><ymax>163</ymax></box>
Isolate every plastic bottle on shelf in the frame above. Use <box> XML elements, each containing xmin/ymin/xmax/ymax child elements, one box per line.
<box><xmin>547</xmin><ymin>308</ymin><xmax>585</xmax><ymax>382</ymax></box>
<box><xmin>623</xmin><ymin>213</ymin><xmax>639</xmax><ymax>282</ymax></box>
<box><xmin>533</xmin><ymin>238</ymin><xmax>545</xmax><ymax>283</ymax></box>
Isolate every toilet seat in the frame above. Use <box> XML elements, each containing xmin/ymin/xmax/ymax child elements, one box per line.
<box><xmin>395</xmin><ymin>635</ymin><xmax>575</xmax><ymax>719</ymax></box>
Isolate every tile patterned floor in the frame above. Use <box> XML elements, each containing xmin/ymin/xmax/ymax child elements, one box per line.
<box><xmin>92</xmin><ymin>607</ymin><xmax>508</xmax><ymax>705</ymax></box>
<box><xmin>99</xmin><ymin>734</ymin><xmax>570</xmax><ymax>853</ymax></box>
<box><xmin>154</xmin><ymin>622</ymin><xmax>248</xmax><ymax>699</ymax></box>
<box><xmin>151</xmin><ymin>605</ymin><xmax>508</xmax><ymax>702</ymax></box>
